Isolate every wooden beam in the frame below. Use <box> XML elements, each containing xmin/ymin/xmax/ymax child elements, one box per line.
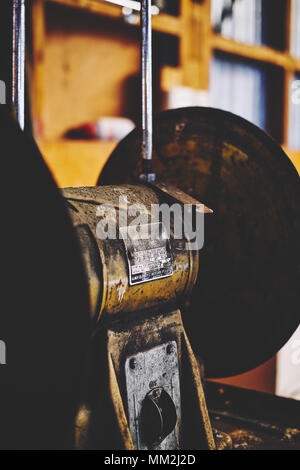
<box><xmin>179</xmin><ymin>0</ymin><xmax>193</xmax><ymax>88</ymax></box>
<box><xmin>194</xmin><ymin>0</ymin><xmax>211</xmax><ymax>90</ymax></box>
<box><xmin>179</xmin><ymin>0</ymin><xmax>212</xmax><ymax>90</ymax></box>
<box><xmin>30</xmin><ymin>0</ymin><xmax>46</xmax><ymax>139</ymax></box>
<box><xmin>160</xmin><ymin>66</ymin><xmax>183</xmax><ymax>92</ymax></box>
<box><xmin>212</xmin><ymin>34</ymin><xmax>300</xmax><ymax>72</ymax></box>
<box><xmin>47</xmin><ymin>0</ymin><xmax>181</xmax><ymax>36</ymax></box>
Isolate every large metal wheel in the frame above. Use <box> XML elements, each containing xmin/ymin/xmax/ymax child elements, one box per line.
<box><xmin>98</xmin><ymin>107</ymin><xmax>300</xmax><ymax>378</ymax></box>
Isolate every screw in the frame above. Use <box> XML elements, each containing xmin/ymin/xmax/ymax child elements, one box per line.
<box><xmin>129</xmin><ymin>358</ymin><xmax>137</xmax><ymax>370</ymax></box>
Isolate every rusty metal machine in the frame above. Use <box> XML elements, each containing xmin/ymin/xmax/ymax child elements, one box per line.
<box><xmin>63</xmin><ymin>183</ymin><xmax>216</xmax><ymax>450</ymax></box>
<box><xmin>0</xmin><ymin>0</ymin><xmax>299</xmax><ymax>451</ymax></box>
<box><xmin>94</xmin><ymin>105</ymin><xmax>300</xmax><ymax>450</ymax></box>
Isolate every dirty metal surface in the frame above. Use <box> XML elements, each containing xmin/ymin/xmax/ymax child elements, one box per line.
<box><xmin>76</xmin><ymin>310</ymin><xmax>215</xmax><ymax>450</ymax></box>
<box><xmin>148</xmin><ymin>182</ymin><xmax>213</xmax><ymax>214</ymax></box>
<box><xmin>125</xmin><ymin>341</ymin><xmax>181</xmax><ymax>450</ymax></box>
<box><xmin>207</xmin><ymin>381</ymin><xmax>300</xmax><ymax>450</ymax></box>
<box><xmin>63</xmin><ymin>185</ymin><xmax>199</xmax><ymax>320</ymax></box>
<box><xmin>98</xmin><ymin>107</ymin><xmax>300</xmax><ymax>378</ymax></box>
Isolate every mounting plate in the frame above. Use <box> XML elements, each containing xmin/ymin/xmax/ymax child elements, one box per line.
<box><xmin>125</xmin><ymin>341</ymin><xmax>181</xmax><ymax>450</ymax></box>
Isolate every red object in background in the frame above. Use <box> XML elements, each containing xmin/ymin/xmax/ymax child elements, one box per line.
<box><xmin>210</xmin><ymin>357</ymin><xmax>276</xmax><ymax>395</ymax></box>
<box><xmin>65</xmin><ymin>117</ymin><xmax>135</xmax><ymax>141</ymax></box>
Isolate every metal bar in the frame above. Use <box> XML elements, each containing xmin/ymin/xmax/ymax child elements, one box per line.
<box><xmin>102</xmin><ymin>0</ymin><xmax>159</xmax><ymax>15</ymax></box>
<box><xmin>12</xmin><ymin>0</ymin><xmax>26</xmax><ymax>130</ymax></box>
<box><xmin>140</xmin><ymin>0</ymin><xmax>154</xmax><ymax>180</ymax></box>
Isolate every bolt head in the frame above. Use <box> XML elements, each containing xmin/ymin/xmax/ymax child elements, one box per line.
<box><xmin>129</xmin><ymin>358</ymin><xmax>137</xmax><ymax>370</ymax></box>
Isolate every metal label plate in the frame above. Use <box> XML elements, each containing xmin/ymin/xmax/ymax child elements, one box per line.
<box><xmin>125</xmin><ymin>341</ymin><xmax>181</xmax><ymax>450</ymax></box>
<box><xmin>120</xmin><ymin>223</ymin><xmax>173</xmax><ymax>286</ymax></box>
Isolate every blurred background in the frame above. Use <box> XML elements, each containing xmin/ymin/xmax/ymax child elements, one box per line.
<box><xmin>0</xmin><ymin>0</ymin><xmax>299</xmax><ymax>397</ymax></box>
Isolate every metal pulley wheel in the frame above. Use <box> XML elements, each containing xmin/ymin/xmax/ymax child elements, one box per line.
<box><xmin>98</xmin><ymin>106</ymin><xmax>300</xmax><ymax>378</ymax></box>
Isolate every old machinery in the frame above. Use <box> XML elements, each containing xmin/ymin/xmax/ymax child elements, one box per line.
<box><xmin>0</xmin><ymin>0</ymin><xmax>299</xmax><ymax>452</ymax></box>
<box><xmin>1</xmin><ymin>103</ymin><xmax>299</xmax><ymax>449</ymax></box>
<box><xmin>62</xmin><ymin>183</ymin><xmax>216</xmax><ymax>450</ymax></box>
<box><xmin>61</xmin><ymin>107</ymin><xmax>300</xmax><ymax>450</ymax></box>
<box><xmin>98</xmin><ymin>106</ymin><xmax>300</xmax><ymax>379</ymax></box>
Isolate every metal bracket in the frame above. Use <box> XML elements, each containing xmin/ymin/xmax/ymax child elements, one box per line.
<box><xmin>125</xmin><ymin>341</ymin><xmax>181</xmax><ymax>450</ymax></box>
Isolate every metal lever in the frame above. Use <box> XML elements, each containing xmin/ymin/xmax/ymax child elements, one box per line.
<box><xmin>12</xmin><ymin>0</ymin><xmax>26</xmax><ymax>130</ymax></box>
<box><xmin>139</xmin><ymin>0</ymin><xmax>155</xmax><ymax>182</ymax></box>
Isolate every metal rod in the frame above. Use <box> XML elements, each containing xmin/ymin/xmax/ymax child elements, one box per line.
<box><xmin>12</xmin><ymin>0</ymin><xmax>26</xmax><ymax>130</ymax></box>
<box><xmin>140</xmin><ymin>0</ymin><xmax>154</xmax><ymax>180</ymax></box>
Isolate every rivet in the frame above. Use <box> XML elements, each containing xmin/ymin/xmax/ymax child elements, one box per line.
<box><xmin>129</xmin><ymin>358</ymin><xmax>137</xmax><ymax>370</ymax></box>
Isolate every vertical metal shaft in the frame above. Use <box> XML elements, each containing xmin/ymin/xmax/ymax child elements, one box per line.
<box><xmin>12</xmin><ymin>0</ymin><xmax>26</xmax><ymax>130</ymax></box>
<box><xmin>141</xmin><ymin>0</ymin><xmax>154</xmax><ymax>180</ymax></box>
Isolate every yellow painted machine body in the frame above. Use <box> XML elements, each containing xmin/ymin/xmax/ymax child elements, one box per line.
<box><xmin>62</xmin><ymin>184</ymin><xmax>202</xmax><ymax>321</ymax></box>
